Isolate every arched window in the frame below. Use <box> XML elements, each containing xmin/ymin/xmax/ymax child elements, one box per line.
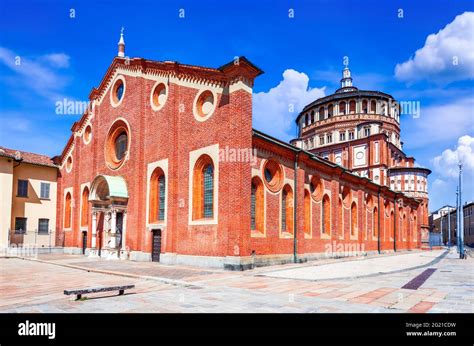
<box><xmin>304</xmin><ymin>190</ymin><xmax>311</xmax><ymax>235</ymax></box>
<box><xmin>362</xmin><ymin>100</ymin><xmax>368</xmax><ymax>113</ymax></box>
<box><xmin>390</xmin><ymin>211</ymin><xmax>394</xmax><ymax>239</ymax></box>
<box><xmin>339</xmin><ymin>198</ymin><xmax>343</xmax><ymax>238</ymax></box>
<box><xmin>81</xmin><ymin>187</ymin><xmax>89</xmax><ymax>228</ymax></box>
<box><xmin>115</xmin><ymin>132</ymin><xmax>128</xmax><ymax>161</ymax></box>
<box><xmin>281</xmin><ymin>185</ymin><xmax>294</xmax><ymax>233</ymax></box>
<box><xmin>322</xmin><ymin>194</ymin><xmax>331</xmax><ymax>235</ymax></box>
<box><xmin>192</xmin><ymin>155</ymin><xmax>214</xmax><ymax>220</ymax></box>
<box><xmin>413</xmin><ymin>215</ymin><xmax>417</xmax><ymax>241</ymax></box>
<box><xmin>403</xmin><ymin>213</ymin><xmax>407</xmax><ymax>240</ymax></box>
<box><xmin>328</xmin><ymin>104</ymin><xmax>333</xmax><ymax>118</ymax></box>
<box><xmin>319</xmin><ymin>107</ymin><xmax>324</xmax><ymax>121</ymax></box>
<box><xmin>149</xmin><ymin>167</ymin><xmax>166</xmax><ymax>223</ymax></box>
<box><xmin>310</xmin><ymin>110</ymin><xmax>314</xmax><ymax>124</ymax></box>
<box><xmin>373</xmin><ymin>207</ymin><xmax>378</xmax><ymax>239</ymax></box>
<box><xmin>349</xmin><ymin>100</ymin><xmax>356</xmax><ymax>114</ymax></box>
<box><xmin>351</xmin><ymin>202</ymin><xmax>357</xmax><ymax>236</ymax></box>
<box><xmin>64</xmin><ymin>192</ymin><xmax>72</xmax><ymax>229</ymax></box>
<box><xmin>370</xmin><ymin>100</ymin><xmax>376</xmax><ymax>114</ymax></box>
<box><xmin>251</xmin><ymin>177</ymin><xmax>264</xmax><ymax>232</ymax></box>
<box><xmin>339</xmin><ymin>101</ymin><xmax>346</xmax><ymax>115</ymax></box>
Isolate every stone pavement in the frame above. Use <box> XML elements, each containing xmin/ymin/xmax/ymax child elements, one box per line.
<box><xmin>1</xmin><ymin>248</ymin><xmax>472</xmax><ymax>313</ymax></box>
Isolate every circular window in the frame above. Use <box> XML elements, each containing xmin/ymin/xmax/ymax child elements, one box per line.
<box><xmin>66</xmin><ymin>156</ymin><xmax>73</xmax><ymax>172</ymax></box>
<box><xmin>83</xmin><ymin>125</ymin><xmax>92</xmax><ymax>144</ymax></box>
<box><xmin>262</xmin><ymin>159</ymin><xmax>283</xmax><ymax>193</ymax></box>
<box><xmin>150</xmin><ymin>82</ymin><xmax>168</xmax><ymax>111</ymax></box>
<box><xmin>194</xmin><ymin>90</ymin><xmax>216</xmax><ymax>121</ymax></box>
<box><xmin>105</xmin><ymin>119</ymin><xmax>130</xmax><ymax>170</ymax></box>
<box><xmin>110</xmin><ymin>76</ymin><xmax>126</xmax><ymax>107</ymax></box>
<box><xmin>309</xmin><ymin>175</ymin><xmax>323</xmax><ymax>202</ymax></box>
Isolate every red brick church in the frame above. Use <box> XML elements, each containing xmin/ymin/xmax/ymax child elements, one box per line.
<box><xmin>56</xmin><ymin>32</ymin><xmax>430</xmax><ymax>269</ymax></box>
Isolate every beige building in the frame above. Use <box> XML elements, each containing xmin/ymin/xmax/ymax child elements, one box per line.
<box><xmin>0</xmin><ymin>147</ymin><xmax>58</xmax><ymax>248</ymax></box>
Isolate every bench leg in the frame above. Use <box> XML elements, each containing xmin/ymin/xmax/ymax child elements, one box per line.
<box><xmin>76</xmin><ymin>294</ymin><xmax>82</xmax><ymax>300</ymax></box>
<box><xmin>119</xmin><ymin>289</ymin><xmax>124</xmax><ymax>296</ymax></box>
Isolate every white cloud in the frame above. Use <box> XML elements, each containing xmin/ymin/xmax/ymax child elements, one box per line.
<box><xmin>402</xmin><ymin>96</ymin><xmax>474</xmax><ymax>149</ymax></box>
<box><xmin>395</xmin><ymin>11</ymin><xmax>474</xmax><ymax>84</ymax></box>
<box><xmin>41</xmin><ymin>53</ymin><xmax>70</xmax><ymax>68</ymax></box>
<box><xmin>253</xmin><ymin>69</ymin><xmax>325</xmax><ymax>141</ymax></box>
<box><xmin>433</xmin><ymin>135</ymin><xmax>474</xmax><ymax>178</ymax></box>
<box><xmin>0</xmin><ymin>47</ymin><xmax>71</xmax><ymax>102</ymax></box>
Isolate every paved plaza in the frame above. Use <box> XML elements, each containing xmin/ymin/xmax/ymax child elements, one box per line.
<box><xmin>0</xmin><ymin>249</ymin><xmax>472</xmax><ymax>313</ymax></box>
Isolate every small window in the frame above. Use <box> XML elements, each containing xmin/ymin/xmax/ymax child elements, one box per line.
<box><xmin>327</xmin><ymin>134</ymin><xmax>332</xmax><ymax>143</ymax></box>
<box><xmin>348</xmin><ymin>132</ymin><xmax>355</xmax><ymax>140</ymax></box>
<box><xmin>319</xmin><ymin>136</ymin><xmax>324</xmax><ymax>145</ymax></box>
<box><xmin>364</xmin><ymin>127</ymin><xmax>371</xmax><ymax>137</ymax></box>
<box><xmin>38</xmin><ymin>219</ymin><xmax>49</xmax><ymax>234</ymax></box>
<box><xmin>40</xmin><ymin>182</ymin><xmax>50</xmax><ymax>199</ymax></box>
<box><xmin>115</xmin><ymin>132</ymin><xmax>128</xmax><ymax>161</ymax></box>
<box><xmin>339</xmin><ymin>132</ymin><xmax>345</xmax><ymax>141</ymax></box>
<box><xmin>15</xmin><ymin>217</ymin><xmax>27</xmax><ymax>234</ymax></box>
<box><xmin>17</xmin><ymin>179</ymin><xmax>28</xmax><ymax>197</ymax></box>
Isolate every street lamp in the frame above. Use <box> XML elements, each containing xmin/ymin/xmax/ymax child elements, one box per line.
<box><xmin>458</xmin><ymin>162</ymin><xmax>465</xmax><ymax>259</ymax></box>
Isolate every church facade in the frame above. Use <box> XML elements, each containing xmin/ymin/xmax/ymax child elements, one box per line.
<box><xmin>55</xmin><ymin>34</ymin><xmax>430</xmax><ymax>269</ymax></box>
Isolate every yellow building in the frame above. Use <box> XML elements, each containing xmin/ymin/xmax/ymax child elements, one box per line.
<box><xmin>0</xmin><ymin>147</ymin><xmax>58</xmax><ymax>249</ymax></box>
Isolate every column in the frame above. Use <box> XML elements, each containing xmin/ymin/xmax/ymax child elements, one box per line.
<box><xmin>91</xmin><ymin>211</ymin><xmax>97</xmax><ymax>248</ymax></box>
<box><xmin>122</xmin><ymin>211</ymin><xmax>127</xmax><ymax>251</ymax></box>
<box><xmin>110</xmin><ymin>210</ymin><xmax>116</xmax><ymax>249</ymax></box>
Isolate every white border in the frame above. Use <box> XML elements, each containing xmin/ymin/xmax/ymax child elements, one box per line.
<box><xmin>150</xmin><ymin>80</ymin><xmax>168</xmax><ymax>112</ymax></box>
<box><xmin>110</xmin><ymin>75</ymin><xmax>127</xmax><ymax>108</ymax></box>
<box><xmin>193</xmin><ymin>89</ymin><xmax>217</xmax><ymax>122</ymax></box>
<box><xmin>188</xmin><ymin>144</ymin><xmax>219</xmax><ymax>225</ymax></box>
<box><xmin>146</xmin><ymin>158</ymin><xmax>169</xmax><ymax>229</ymax></box>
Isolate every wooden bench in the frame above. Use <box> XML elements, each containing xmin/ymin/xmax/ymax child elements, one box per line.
<box><xmin>64</xmin><ymin>284</ymin><xmax>135</xmax><ymax>300</ymax></box>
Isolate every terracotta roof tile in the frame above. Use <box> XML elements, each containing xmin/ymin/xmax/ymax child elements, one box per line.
<box><xmin>0</xmin><ymin>146</ymin><xmax>57</xmax><ymax>168</ymax></box>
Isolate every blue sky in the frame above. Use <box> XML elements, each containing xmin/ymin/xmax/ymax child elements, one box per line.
<box><xmin>0</xmin><ymin>0</ymin><xmax>473</xmax><ymax>211</ymax></box>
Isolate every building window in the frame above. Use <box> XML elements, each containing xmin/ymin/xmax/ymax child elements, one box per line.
<box><xmin>115</xmin><ymin>133</ymin><xmax>128</xmax><ymax>161</ymax></box>
<box><xmin>151</xmin><ymin>82</ymin><xmax>168</xmax><ymax>110</ymax></box>
<box><xmin>83</xmin><ymin>125</ymin><xmax>92</xmax><ymax>144</ymax></box>
<box><xmin>319</xmin><ymin>136</ymin><xmax>324</xmax><ymax>145</ymax></box>
<box><xmin>304</xmin><ymin>190</ymin><xmax>311</xmax><ymax>235</ymax></box>
<box><xmin>370</xmin><ymin>100</ymin><xmax>376</xmax><ymax>114</ymax></box>
<box><xmin>81</xmin><ymin>186</ymin><xmax>89</xmax><ymax>227</ymax></box>
<box><xmin>327</xmin><ymin>134</ymin><xmax>332</xmax><ymax>143</ymax></box>
<box><xmin>327</xmin><ymin>104</ymin><xmax>333</xmax><ymax>118</ymax></box>
<box><xmin>373</xmin><ymin>207</ymin><xmax>378</xmax><ymax>238</ymax></box>
<box><xmin>194</xmin><ymin>90</ymin><xmax>216</xmax><ymax>121</ymax></box>
<box><xmin>15</xmin><ymin>217</ymin><xmax>27</xmax><ymax>234</ymax></box>
<box><xmin>364</xmin><ymin>127</ymin><xmax>371</xmax><ymax>137</ymax></box>
<box><xmin>17</xmin><ymin>179</ymin><xmax>28</xmax><ymax>197</ymax></box>
<box><xmin>349</xmin><ymin>100</ymin><xmax>356</xmax><ymax>114</ymax></box>
<box><xmin>38</xmin><ymin>219</ymin><xmax>49</xmax><ymax>235</ymax></box>
<box><xmin>319</xmin><ymin>107</ymin><xmax>324</xmax><ymax>121</ymax></box>
<box><xmin>339</xmin><ymin>198</ymin><xmax>343</xmax><ymax>238</ymax></box>
<box><xmin>351</xmin><ymin>202</ymin><xmax>357</xmax><ymax>236</ymax></box>
<box><xmin>281</xmin><ymin>185</ymin><xmax>294</xmax><ymax>233</ymax></box>
<box><xmin>322</xmin><ymin>194</ymin><xmax>331</xmax><ymax>235</ymax></box>
<box><xmin>262</xmin><ymin>159</ymin><xmax>283</xmax><ymax>193</ymax></box>
<box><xmin>339</xmin><ymin>132</ymin><xmax>346</xmax><ymax>141</ymax></box>
<box><xmin>348</xmin><ymin>131</ymin><xmax>355</xmax><ymax>140</ymax></box>
<box><xmin>64</xmin><ymin>192</ymin><xmax>72</xmax><ymax>228</ymax></box>
<box><xmin>339</xmin><ymin>101</ymin><xmax>346</xmax><ymax>115</ymax></box>
<box><xmin>362</xmin><ymin>100</ymin><xmax>368</xmax><ymax>113</ymax></box>
<box><xmin>149</xmin><ymin>168</ymin><xmax>166</xmax><ymax>223</ymax></box>
<box><xmin>40</xmin><ymin>182</ymin><xmax>50</xmax><ymax>199</ymax></box>
<box><xmin>192</xmin><ymin>155</ymin><xmax>214</xmax><ymax>220</ymax></box>
<box><xmin>251</xmin><ymin>177</ymin><xmax>264</xmax><ymax>232</ymax></box>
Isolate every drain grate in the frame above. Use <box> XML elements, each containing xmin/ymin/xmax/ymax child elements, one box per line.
<box><xmin>402</xmin><ymin>268</ymin><xmax>437</xmax><ymax>290</ymax></box>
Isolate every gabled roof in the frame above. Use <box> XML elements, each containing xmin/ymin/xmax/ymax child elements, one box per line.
<box><xmin>0</xmin><ymin>146</ymin><xmax>57</xmax><ymax>168</ymax></box>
